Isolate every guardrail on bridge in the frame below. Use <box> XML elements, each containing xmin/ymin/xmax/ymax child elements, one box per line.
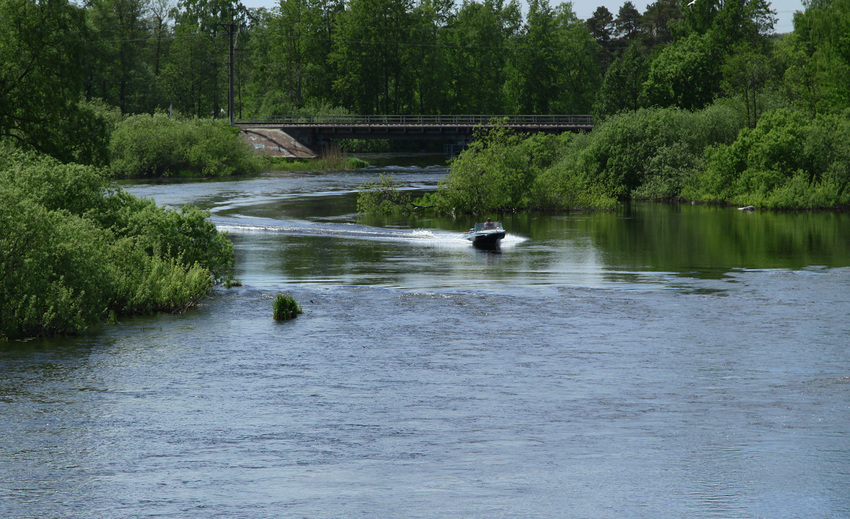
<box><xmin>239</xmin><ymin>114</ymin><xmax>593</xmax><ymax>126</ymax></box>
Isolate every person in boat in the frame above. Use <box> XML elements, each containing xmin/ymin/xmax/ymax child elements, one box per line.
<box><xmin>483</xmin><ymin>218</ymin><xmax>497</xmax><ymax>229</ymax></box>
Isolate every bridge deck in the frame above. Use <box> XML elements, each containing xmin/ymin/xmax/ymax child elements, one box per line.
<box><xmin>239</xmin><ymin>114</ymin><xmax>592</xmax><ymax>126</ymax></box>
<box><xmin>236</xmin><ymin>115</ymin><xmax>593</xmax><ymax>153</ymax></box>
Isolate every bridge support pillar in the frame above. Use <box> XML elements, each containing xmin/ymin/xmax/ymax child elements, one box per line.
<box><xmin>240</xmin><ymin>129</ymin><xmax>318</xmax><ymax>159</ymax></box>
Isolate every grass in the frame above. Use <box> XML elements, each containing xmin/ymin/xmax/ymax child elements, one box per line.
<box><xmin>266</xmin><ymin>143</ymin><xmax>370</xmax><ymax>172</ymax></box>
<box><xmin>273</xmin><ymin>293</ymin><xmax>303</xmax><ymax>321</ymax></box>
<box><xmin>266</xmin><ymin>156</ymin><xmax>369</xmax><ymax>172</ymax></box>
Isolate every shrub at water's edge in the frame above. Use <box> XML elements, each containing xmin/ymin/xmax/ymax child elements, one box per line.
<box><xmin>266</xmin><ymin>142</ymin><xmax>370</xmax><ymax>172</ymax></box>
<box><xmin>357</xmin><ymin>175</ymin><xmax>414</xmax><ymax>215</ymax></box>
<box><xmin>0</xmin><ymin>147</ymin><xmax>235</xmax><ymax>340</ymax></box>
<box><xmin>377</xmin><ymin>105</ymin><xmax>848</xmax><ymax>216</ymax></box>
<box><xmin>433</xmin><ymin>124</ymin><xmax>547</xmax><ymax>213</ymax></box>
<box><xmin>558</xmin><ymin>103</ymin><xmax>747</xmax><ymax>202</ymax></box>
<box><xmin>364</xmin><ymin>121</ymin><xmax>618</xmax><ymax>215</ymax></box>
<box><xmin>273</xmin><ymin>294</ymin><xmax>303</xmax><ymax>321</ymax></box>
<box><xmin>684</xmin><ymin>109</ymin><xmax>850</xmax><ymax>209</ymax></box>
<box><xmin>109</xmin><ymin>113</ymin><xmax>263</xmax><ymax>178</ymax></box>
<box><xmin>548</xmin><ymin>105</ymin><xmax>848</xmax><ymax>209</ymax></box>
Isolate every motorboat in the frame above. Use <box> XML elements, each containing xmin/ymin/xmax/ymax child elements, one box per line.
<box><xmin>463</xmin><ymin>221</ymin><xmax>505</xmax><ymax>248</ymax></box>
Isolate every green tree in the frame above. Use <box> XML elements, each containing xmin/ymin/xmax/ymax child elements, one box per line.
<box><xmin>594</xmin><ymin>41</ymin><xmax>648</xmax><ymax>118</ymax></box>
<box><xmin>640</xmin><ymin>0</ymin><xmax>681</xmax><ymax>48</ymax></box>
<box><xmin>644</xmin><ymin>0</ymin><xmax>776</xmax><ymax>116</ymax></box>
<box><xmin>438</xmin><ymin>0</ymin><xmax>521</xmax><ymax>114</ymax></box>
<box><xmin>0</xmin><ymin>0</ymin><xmax>108</xmax><ymax>164</ymax></box>
<box><xmin>784</xmin><ymin>0</ymin><xmax>850</xmax><ymax>113</ymax></box>
<box><xmin>161</xmin><ymin>0</ymin><xmax>248</xmax><ymax>118</ymax></box>
<box><xmin>614</xmin><ymin>1</ymin><xmax>642</xmax><ymax>52</ymax></box>
<box><xmin>148</xmin><ymin>0</ymin><xmax>175</xmax><ymax>78</ymax></box>
<box><xmin>505</xmin><ymin>0</ymin><xmax>559</xmax><ymax>113</ymax></box>
<box><xmin>408</xmin><ymin>0</ymin><xmax>454</xmax><ymax>114</ymax></box>
<box><xmin>709</xmin><ymin>0</ymin><xmax>776</xmax><ymax>47</ymax></box>
<box><xmin>86</xmin><ymin>0</ymin><xmax>156</xmax><ymax>113</ymax></box>
<box><xmin>678</xmin><ymin>0</ymin><xmax>776</xmax><ymax>48</ymax></box>
<box><xmin>305</xmin><ymin>0</ymin><xmax>346</xmax><ymax>107</ymax></box>
<box><xmin>330</xmin><ymin>0</ymin><xmax>416</xmax><ymax>114</ymax></box>
<box><xmin>642</xmin><ymin>32</ymin><xmax>720</xmax><ymax>110</ymax></box>
<box><xmin>505</xmin><ymin>0</ymin><xmax>601</xmax><ymax>114</ymax></box>
<box><xmin>249</xmin><ymin>0</ymin><xmax>340</xmax><ymax>113</ymax></box>
<box><xmin>721</xmin><ymin>43</ymin><xmax>772</xmax><ymax>127</ymax></box>
<box><xmin>775</xmin><ymin>32</ymin><xmax>819</xmax><ymax>113</ymax></box>
<box><xmin>585</xmin><ymin>5</ymin><xmax>615</xmax><ymax>71</ymax></box>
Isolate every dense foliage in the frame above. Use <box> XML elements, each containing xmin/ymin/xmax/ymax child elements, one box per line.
<box><xmin>0</xmin><ymin>147</ymin><xmax>235</xmax><ymax>339</ymax></box>
<box><xmin>110</xmin><ymin>113</ymin><xmax>263</xmax><ymax>177</ymax></box>
<box><xmin>2</xmin><ymin>0</ymin><xmax>849</xmax><ymax>170</ymax></box>
<box><xmin>1</xmin><ymin>0</ymin><xmax>605</xmax><ymax>140</ymax></box>
<box><xmin>426</xmin><ymin>123</ymin><xmax>609</xmax><ymax>213</ymax></box>
<box><xmin>402</xmin><ymin>102</ymin><xmax>848</xmax><ymax>214</ymax></box>
<box><xmin>352</xmin><ymin>0</ymin><xmax>850</xmax><ymax>214</ymax></box>
<box><xmin>0</xmin><ymin>0</ymin><xmax>108</xmax><ymax>165</ymax></box>
<box><xmin>357</xmin><ymin>175</ymin><xmax>414</xmax><ymax>215</ymax></box>
<box><xmin>557</xmin><ymin>103</ymin><xmax>747</xmax><ymax>201</ymax></box>
<box><xmin>685</xmin><ymin>109</ymin><xmax>850</xmax><ymax>208</ymax></box>
<box><xmin>417</xmin><ymin>103</ymin><xmax>849</xmax><ymax>214</ymax></box>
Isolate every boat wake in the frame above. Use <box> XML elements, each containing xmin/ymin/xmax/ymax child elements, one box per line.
<box><xmin>217</xmin><ymin>217</ymin><xmax>452</xmax><ymax>243</ymax></box>
<box><xmin>215</xmin><ymin>216</ymin><xmax>527</xmax><ymax>249</ymax></box>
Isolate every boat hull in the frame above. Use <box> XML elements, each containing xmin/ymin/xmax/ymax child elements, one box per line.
<box><xmin>467</xmin><ymin>230</ymin><xmax>505</xmax><ymax>248</ymax></box>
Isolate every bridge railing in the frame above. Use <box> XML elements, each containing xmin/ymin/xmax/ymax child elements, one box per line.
<box><xmin>242</xmin><ymin>114</ymin><xmax>593</xmax><ymax>126</ymax></box>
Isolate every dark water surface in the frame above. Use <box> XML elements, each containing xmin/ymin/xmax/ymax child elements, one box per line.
<box><xmin>2</xmin><ymin>165</ymin><xmax>849</xmax><ymax>518</ymax></box>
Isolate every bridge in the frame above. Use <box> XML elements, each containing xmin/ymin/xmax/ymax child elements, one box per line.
<box><xmin>236</xmin><ymin>114</ymin><xmax>593</xmax><ymax>158</ymax></box>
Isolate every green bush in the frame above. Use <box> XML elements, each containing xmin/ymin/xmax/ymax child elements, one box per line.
<box><xmin>557</xmin><ymin>105</ymin><xmax>747</xmax><ymax>200</ymax></box>
<box><xmin>348</xmin><ymin>157</ymin><xmax>370</xmax><ymax>169</ymax></box>
<box><xmin>0</xmin><ymin>194</ymin><xmax>112</xmax><ymax>337</ymax></box>
<box><xmin>267</xmin><ymin>155</ymin><xmax>371</xmax><ymax>172</ymax></box>
<box><xmin>425</xmin><ymin>124</ymin><xmax>583</xmax><ymax>214</ymax></box>
<box><xmin>273</xmin><ymin>294</ymin><xmax>302</xmax><ymax>321</ymax></box>
<box><xmin>434</xmin><ymin>123</ymin><xmax>537</xmax><ymax>213</ymax></box>
<box><xmin>349</xmin><ymin>105</ymin><xmax>846</xmax><ymax>215</ymax></box>
<box><xmin>109</xmin><ymin>113</ymin><xmax>263</xmax><ymax>178</ymax></box>
<box><xmin>107</xmin><ymin>238</ymin><xmax>213</xmax><ymax>316</ymax></box>
<box><xmin>357</xmin><ymin>174</ymin><xmax>412</xmax><ymax>215</ymax></box>
<box><xmin>97</xmin><ymin>192</ymin><xmax>234</xmax><ymax>283</ymax></box>
<box><xmin>685</xmin><ymin>108</ymin><xmax>850</xmax><ymax>208</ymax></box>
<box><xmin>426</xmin><ymin>105</ymin><xmax>737</xmax><ymax>210</ymax></box>
<box><xmin>0</xmin><ymin>146</ymin><xmax>110</xmax><ymax>215</ymax></box>
<box><xmin>532</xmin><ymin>160</ymin><xmax>619</xmax><ymax>211</ymax></box>
<box><xmin>0</xmin><ymin>147</ymin><xmax>234</xmax><ymax>339</ymax></box>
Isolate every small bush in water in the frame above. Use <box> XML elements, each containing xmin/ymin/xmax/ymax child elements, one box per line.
<box><xmin>357</xmin><ymin>174</ymin><xmax>412</xmax><ymax>214</ymax></box>
<box><xmin>273</xmin><ymin>294</ymin><xmax>303</xmax><ymax>321</ymax></box>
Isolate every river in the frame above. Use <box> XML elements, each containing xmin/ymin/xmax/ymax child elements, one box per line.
<box><xmin>2</xmin><ymin>159</ymin><xmax>849</xmax><ymax>518</ymax></box>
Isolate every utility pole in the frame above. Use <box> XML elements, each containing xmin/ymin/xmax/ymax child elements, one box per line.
<box><xmin>229</xmin><ymin>20</ymin><xmax>234</xmax><ymax>126</ymax></box>
<box><xmin>220</xmin><ymin>7</ymin><xmax>238</xmax><ymax>126</ymax></box>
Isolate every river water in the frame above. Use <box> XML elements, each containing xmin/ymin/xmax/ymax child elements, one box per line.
<box><xmin>2</xmin><ymin>160</ymin><xmax>849</xmax><ymax>518</ymax></box>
